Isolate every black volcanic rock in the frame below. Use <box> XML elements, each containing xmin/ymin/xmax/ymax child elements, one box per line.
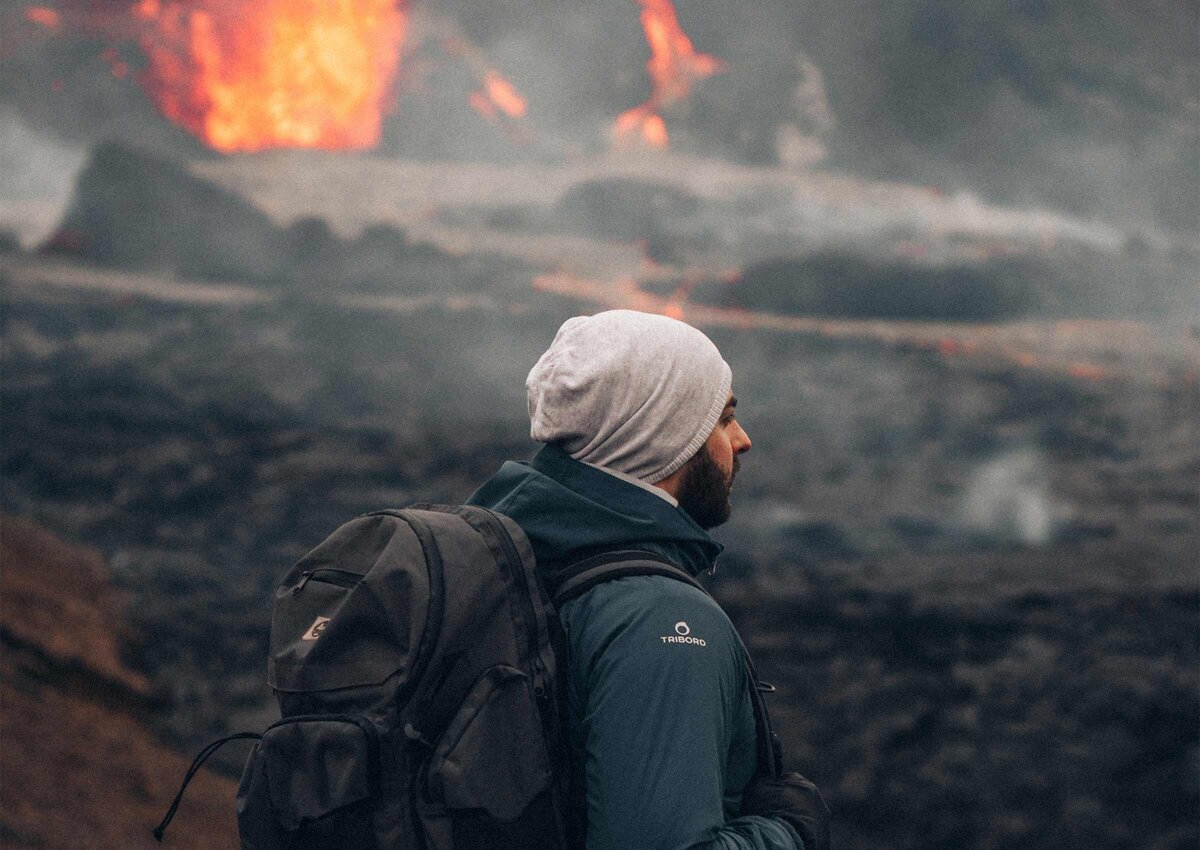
<box><xmin>691</xmin><ymin>246</ymin><xmax>1191</xmax><ymax>322</ymax></box>
<box><xmin>3</xmin><ymin>249</ymin><xmax>1197</xmax><ymax>850</ymax></box>
<box><xmin>554</xmin><ymin>178</ymin><xmax>702</xmax><ymax>242</ymax></box>
<box><xmin>45</xmin><ymin>142</ymin><xmax>287</xmax><ymax>282</ymax></box>
<box><xmin>694</xmin><ymin>251</ymin><xmax>1039</xmax><ymax>321</ymax></box>
<box><xmin>42</xmin><ymin>142</ymin><xmax>532</xmax><ymax>295</ymax></box>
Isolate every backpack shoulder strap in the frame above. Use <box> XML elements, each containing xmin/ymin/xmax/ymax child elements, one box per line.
<box><xmin>551</xmin><ymin>550</ymin><xmax>783</xmax><ymax>779</ymax></box>
<box><xmin>551</xmin><ymin>549</ymin><xmax>704</xmax><ymax>608</ymax></box>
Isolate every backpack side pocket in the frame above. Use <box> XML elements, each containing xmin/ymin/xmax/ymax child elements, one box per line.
<box><xmin>418</xmin><ymin>665</ymin><xmax>558</xmax><ymax>850</ymax></box>
<box><xmin>238</xmin><ymin>715</ymin><xmax>381</xmax><ymax>850</ymax></box>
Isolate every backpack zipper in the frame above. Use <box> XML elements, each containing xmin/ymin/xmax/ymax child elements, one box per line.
<box><xmin>291</xmin><ymin>567</ymin><xmax>362</xmax><ymax>595</ymax></box>
<box><xmin>472</xmin><ymin>510</ymin><xmax>551</xmax><ymax>704</ymax></box>
<box><xmin>468</xmin><ymin>507</ymin><xmax>545</xmax><ymax>662</ymax></box>
<box><xmin>417</xmin><ymin>505</ymin><xmax>547</xmax><ymax>665</ymax></box>
<box><xmin>368</xmin><ymin>510</ymin><xmax>446</xmax><ymax>707</ymax></box>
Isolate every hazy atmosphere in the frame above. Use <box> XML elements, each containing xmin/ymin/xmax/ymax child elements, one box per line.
<box><xmin>1</xmin><ymin>1</ymin><xmax>1197</xmax><ymax>848</ymax></box>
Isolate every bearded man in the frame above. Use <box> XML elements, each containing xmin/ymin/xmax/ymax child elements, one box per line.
<box><xmin>468</xmin><ymin>309</ymin><xmax>830</xmax><ymax>850</ymax></box>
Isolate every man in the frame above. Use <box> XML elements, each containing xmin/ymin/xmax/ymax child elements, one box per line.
<box><xmin>469</xmin><ymin>310</ymin><xmax>830</xmax><ymax>850</ymax></box>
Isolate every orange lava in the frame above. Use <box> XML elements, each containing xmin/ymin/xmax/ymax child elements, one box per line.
<box><xmin>482</xmin><ymin>70</ymin><xmax>526</xmax><ymax>118</ymax></box>
<box><xmin>470</xmin><ymin>69</ymin><xmax>527</xmax><ymax>125</ymax></box>
<box><xmin>468</xmin><ymin>90</ymin><xmax>498</xmax><ymax>121</ymax></box>
<box><xmin>135</xmin><ymin>0</ymin><xmax>407</xmax><ymax>152</ymax></box>
<box><xmin>614</xmin><ymin>0</ymin><xmax>723</xmax><ymax>148</ymax></box>
<box><xmin>615</xmin><ymin>106</ymin><xmax>669</xmax><ymax>148</ymax></box>
<box><xmin>24</xmin><ymin>6</ymin><xmax>61</xmax><ymax>29</ymax></box>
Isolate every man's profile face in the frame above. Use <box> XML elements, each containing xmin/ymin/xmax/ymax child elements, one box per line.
<box><xmin>677</xmin><ymin>394</ymin><xmax>750</xmax><ymax>530</ymax></box>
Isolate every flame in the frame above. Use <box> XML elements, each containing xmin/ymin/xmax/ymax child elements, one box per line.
<box><xmin>134</xmin><ymin>0</ymin><xmax>407</xmax><ymax>152</ymax></box>
<box><xmin>614</xmin><ymin>0</ymin><xmax>723</xmax><ymax>149</ymax></box>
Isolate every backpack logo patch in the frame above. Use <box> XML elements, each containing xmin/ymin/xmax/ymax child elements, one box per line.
<box><xmin>302</xmin><ymin>616</ymin><xmax>331</xmax><ymax>641</ymax></box>
<box><xmin>661</xmin><ymin>620</ymin><xmax>706</xmax><ymax>646</ymax></box>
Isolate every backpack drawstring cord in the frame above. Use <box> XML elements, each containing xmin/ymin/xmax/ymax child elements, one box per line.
<box><xmin>152</xmin><ymin>732</ymin><xmax>263</xmax><ymax>843</ymax></box>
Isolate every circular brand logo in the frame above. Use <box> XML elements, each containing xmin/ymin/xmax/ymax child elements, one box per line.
<box><xmin>674</xmin><ymin>622</ymin><xmax>690</xmax><ymax>636</ymax></box>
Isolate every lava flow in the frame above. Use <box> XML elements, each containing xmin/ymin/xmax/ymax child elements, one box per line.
<box><xmin>437</xmin><ymin>35</ymin><xmax>527</xmax><ymax>124</ymax></box>
<box><xmin>532</xmin><ymin>271</ymin><xmax>1198</xmax><ymax>384</ymax></box>
<box><xmin>614</xmin><ymin>0</ymin><xmax>724</xmax><ymax>149</ymax></box>
<box><xmin>134</xmin><ymin>0</ymin><xmax>407</xmax><ymax>152</ymax></box>
<box><xmin>472</xmin><ymin>70</ymin><xmax>526</xmax><ymax>120</ymax></box>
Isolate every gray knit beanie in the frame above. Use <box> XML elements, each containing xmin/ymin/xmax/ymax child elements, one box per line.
<box><xmin>526</xmin><ymin>310</ymin><xmax>733</xmax><ymax>483</ymax></box>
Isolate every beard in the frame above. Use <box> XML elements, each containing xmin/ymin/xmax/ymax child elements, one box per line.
<box><xmin>676</xmin><ymin>445</ymin><xmax>738</xmax><ymax>531</ymax></box>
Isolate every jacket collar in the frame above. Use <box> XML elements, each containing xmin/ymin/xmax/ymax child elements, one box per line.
<box><xmin>470</xmin><ymin>443</ymin><xmax>723</xmax><ymax>578</ymax></box>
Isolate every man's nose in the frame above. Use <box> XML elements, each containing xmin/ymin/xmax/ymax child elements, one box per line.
<box><xmin>733</xmin><ymin>422</ymin><xmax>751</xmax><ymax>454</ymax></box>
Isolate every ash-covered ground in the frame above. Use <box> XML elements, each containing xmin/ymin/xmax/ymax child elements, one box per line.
<box><xmin>2</xmin><ymin>148</ymin><xmax>1196</xmax><ymax>848</ymax></box>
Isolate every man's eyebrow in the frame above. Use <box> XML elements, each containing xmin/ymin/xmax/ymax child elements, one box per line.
<box><xmin>725</xmin><ymin>397</ymin><xmax>738</xmax><ymax>410</ymax></box>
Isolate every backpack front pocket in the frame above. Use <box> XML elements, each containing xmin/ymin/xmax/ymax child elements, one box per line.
<box><xmin>238</xmin><ymin>714</ymin><xmax>381</xmax><ymax>850</ymax></box>
<box><xmin>418</xmin><ymin>665</ymin><xmax>558</xmax><ymax>850</ymax></box>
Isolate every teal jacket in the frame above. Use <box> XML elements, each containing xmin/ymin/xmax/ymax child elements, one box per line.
<box><xmin>468</xmin><ymin>445</ymin><xmax>802</xmax><ymax>850</ymax></box>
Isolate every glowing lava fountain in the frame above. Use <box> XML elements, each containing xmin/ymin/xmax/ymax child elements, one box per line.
<box><xmin>614</xmin><ymin>0</ymin><xmax>724</xmax><ymax>149</ymax></box>
<box><xmin>134</xmin><ymin>0</ymin><xmax>407</xmax><ymax>153</ymax></box>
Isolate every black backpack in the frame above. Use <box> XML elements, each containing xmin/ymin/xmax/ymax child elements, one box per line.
<box><xmin>154</xmin><ymin>504</ymin><xmax>780</xmax><ymax>849</ymax></box>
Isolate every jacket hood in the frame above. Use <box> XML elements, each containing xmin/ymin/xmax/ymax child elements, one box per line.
<box><xmin>466</xmin><ymin>443</ymin><xmax>723</xmax><ymax>578</ymax></box>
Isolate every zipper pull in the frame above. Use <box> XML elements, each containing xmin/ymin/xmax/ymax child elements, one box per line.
<box><xmin>291</xmin><ymin>571</ymin><xmax>313</xmax><ymax>595</ymax></box>
<box><xmin>531</xmin><ymin>657</ymin><xmax>547</xmax><ymax>699</ymax></box>
<box><xmin>404</xmin><ymin>723</ymin><xmax>434</xmax><ymax>750</ymax></box>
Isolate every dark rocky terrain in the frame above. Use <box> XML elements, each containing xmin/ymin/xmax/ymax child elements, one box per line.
<box><xmin>3</xmin><ymin>0</ymin><xmax>1195</xmax><ymax>843</ymax></box>
<box><xmin>2</xmin><ymin>230</ymin><xmax>1196</xmax><ymax>848</ymax></box>
<box><xmin>45</xmin><ymin>143</ymin><xmax>537</xmax><ymax>298</ymax></box>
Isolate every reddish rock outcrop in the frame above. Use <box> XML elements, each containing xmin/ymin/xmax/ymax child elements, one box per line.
<box><xmin>1</xmin><ymin>515</ymin><xmax>240</xmax><ymax>850</ymax></box>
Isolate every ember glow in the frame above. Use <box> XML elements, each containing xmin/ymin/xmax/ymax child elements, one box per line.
<box><xmin>614</xmin><ymin>0</ymin><xmax>724</xmax><ymax>149</ymax></box>
<box><xmin>134</xmin><ymin>0</ymin><xmax>407</xmax><ymax>152</ymax></box>
<box><xmin>438</xmin><ymin>34</ymin><xmax>528</xmax><ymax>125</ymax></box>
<box><xmin>24</xmin><ymin>6</ymin><xmax>61</xmax><ymax>29</ymax></box>
<box><xmin>482</xmin><ymin>71</ymin><xmax>526</xmax><ymax>119</ymax></box>
<box><xmin>468</xmin><ymin>69</ymin><xmax>527</xmax><ymax>123</ymax></box>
